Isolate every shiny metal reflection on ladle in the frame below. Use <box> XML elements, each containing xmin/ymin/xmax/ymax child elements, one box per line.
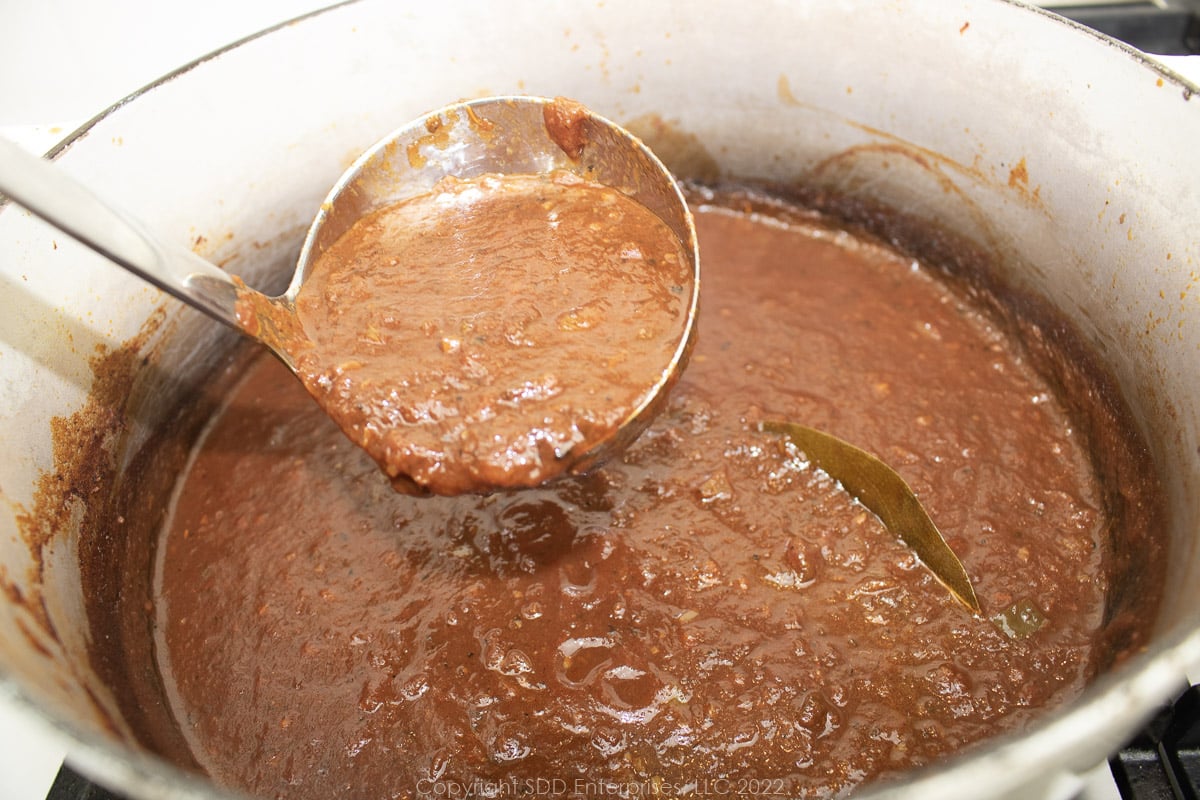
<box><xmin>0</xmin><ymin>95</ymin><xmax>700</xmax><ymax>483</ymax></box>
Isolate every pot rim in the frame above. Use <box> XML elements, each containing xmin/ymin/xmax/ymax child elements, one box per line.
<box><xmin>2</xmin><ymin>1</ymin><xmax>1198</xmax><ymax>798</ymax></box>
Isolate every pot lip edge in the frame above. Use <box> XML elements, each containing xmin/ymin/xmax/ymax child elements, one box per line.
<box><xmin>4</xmin><ymin>617</ymin><xmax>1199</xmax><ymax>800</ymax></box>
<box><xmin>36</xmin><ymin>0</ymin><xmax>1200</xmax><ymax>168</ymax></box>
<box><xmin>854</xmin><ymin>618</ymin><xmax>1200</xmax><ymax>799</ymax></box>
<box><xmin>0</xmin><ymin>673</ymin><xmax>247</xmax><ymax>800</ymax></box>
<box><xmin>40</xmin><ymin>0</ymin><xmax>361</xmax><ymax>163</ymax></box>
<box><xmin>998</xmin><ymin>0</ymin><xmax>1200</xmax><ymax>95</ymax></box>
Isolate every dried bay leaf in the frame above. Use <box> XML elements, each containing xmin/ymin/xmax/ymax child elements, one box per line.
<box><xmin>762</xmin><ymin>420</ymin><xmax>981</xmax><ymax>614</ymax></box>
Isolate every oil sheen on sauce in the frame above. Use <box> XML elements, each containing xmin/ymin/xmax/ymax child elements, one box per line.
<box><xmin>154</xmin><ymin>188</ymin><xmax>1161</xmax><ymax>799</ymax></box>
<box><xmin>282</xmin><ymin>170</ymin><xmax>692</xmax><ymax>496</ymax></box>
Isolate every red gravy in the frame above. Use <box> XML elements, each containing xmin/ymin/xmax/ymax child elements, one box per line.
<box><xmin>149</xmin><ymin>187</ymin><xmax>1164</xmax><ymax>799</ymax></box>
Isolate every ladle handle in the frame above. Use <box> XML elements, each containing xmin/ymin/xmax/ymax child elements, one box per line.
<box><xmin>0</xmin><ymin>137</ymin><xmax>241</xmax><ymax>328</ymax></box>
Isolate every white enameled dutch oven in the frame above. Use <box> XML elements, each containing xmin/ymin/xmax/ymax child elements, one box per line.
<box><xmin>1</xmin><ymin>1</ymin><xmax>1198</xmax><ymax>798</ymax></box>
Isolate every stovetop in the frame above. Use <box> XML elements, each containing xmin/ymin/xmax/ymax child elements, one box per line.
<box><xmin>1043</xmin><ymin>0</ymin><xmax>1200</xmax><ymax>55</ymax></box>
<box><xmin>1109</xmin><ymin>684</ymin><xmax>1200</xmax><ymax>799</ymax></box>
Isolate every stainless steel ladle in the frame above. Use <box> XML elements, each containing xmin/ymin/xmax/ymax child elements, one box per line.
<box><xmin>0</xmin><ymin>96</ymin><xmax>700</xmax><ymax>489</ymax></box>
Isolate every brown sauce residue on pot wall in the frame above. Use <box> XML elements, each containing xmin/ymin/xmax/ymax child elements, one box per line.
<box><xmin>4</xmin><ymin>306</ymin><xmax>199</xmax><ymax>754</ymax></box>
<box><xmin>5</xmin><ymin>308</ymin><xmax>170</xmax><ymax>642</ymax></box>
<box><xmin>131</xmin><ymin>186</ymin><xmax>1164</xmax><ymax>799</ymax></box>
<box><xmin>623</xmin><ymin>115</ymin><xmax>721</xmax><ymax>185</ymax></box>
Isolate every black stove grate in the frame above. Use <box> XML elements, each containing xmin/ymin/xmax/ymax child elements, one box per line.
<box><xmin>46</xmin><ymin>764</ymin><xmax>123</xmax><ymax>800</ymax></box>
<box><xmin>1047</xmin><ymin>0</ymin><xmax>1200</xmax><ymax>55</ymax></box>
<box><xmin>1110</xmin><ymin>684</ymin><xmax>1200</xmax><ymax>800</ymax></box>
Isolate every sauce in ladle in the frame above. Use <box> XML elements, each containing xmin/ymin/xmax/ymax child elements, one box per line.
<box><xmin>230</xmin><ymin>97</ymin><xmax>698</xmax><ymax>495</ymax></box>
<box><xmin>261</xmin><ymin>170</ymin><xmax>693</xmax><ymax>495</ymax></box>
